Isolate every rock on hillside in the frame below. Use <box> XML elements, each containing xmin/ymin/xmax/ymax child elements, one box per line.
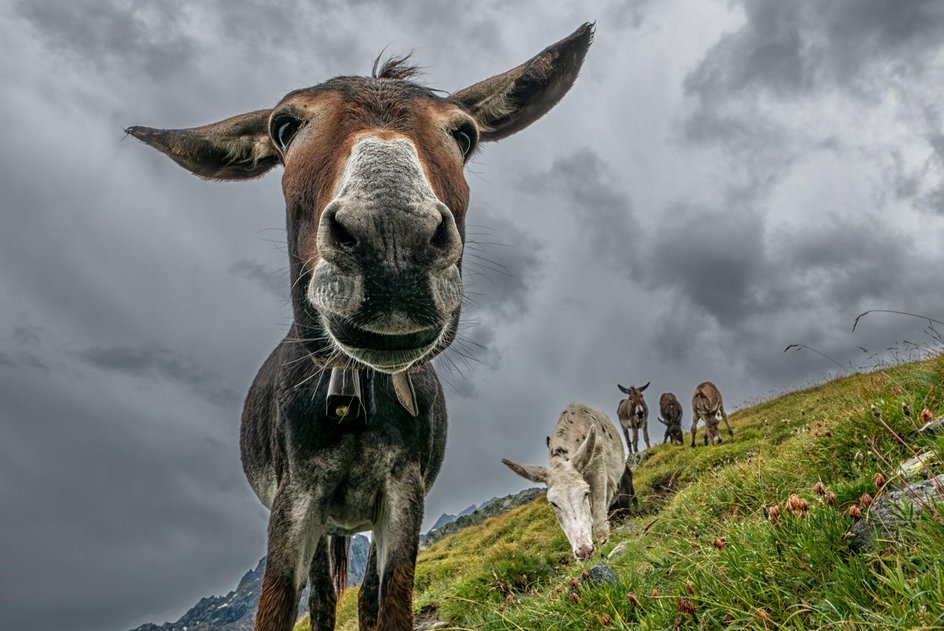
<box><xmin>847</xmin><ymin>473</ymin><xmax>944</xmax><ymax>551</ymax></box>
<box><xmin>130</xmin><ymin>534</ymin><xmax>369</xmax><ymax>631</ymax></box>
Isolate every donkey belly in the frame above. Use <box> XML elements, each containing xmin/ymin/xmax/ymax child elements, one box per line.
<box><xmin>240</xmin><ymin>344</ymin><xmax>285</xmax><ymax>510</ymax></box>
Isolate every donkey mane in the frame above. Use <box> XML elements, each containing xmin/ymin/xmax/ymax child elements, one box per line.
<box><xmin>371</xmin><ymin>53</ymin><xmax>422</xmax><ymax>81</ymax></box>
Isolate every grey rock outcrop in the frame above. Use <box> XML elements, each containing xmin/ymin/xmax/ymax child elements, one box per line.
<box><xmin>847</xmin><ymin>474</ymin><xmax>944</xmax><ymax>551</ymax></box>
<box><xmin>580</xmin><ymin>562</ymin><xmax>619</xmax><ymax>586</ymax></box>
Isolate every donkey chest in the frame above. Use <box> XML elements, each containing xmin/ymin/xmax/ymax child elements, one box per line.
<box><xmin>290</xmin><ymin>425</ymin><xmax>421</xmax><ymax>532</ymax></box>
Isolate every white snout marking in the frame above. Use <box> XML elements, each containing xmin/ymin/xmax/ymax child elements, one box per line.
<box><xmin>332</xmin><ymin>135</ymin><xmax>439</xmax><ymax>211</ymax></box>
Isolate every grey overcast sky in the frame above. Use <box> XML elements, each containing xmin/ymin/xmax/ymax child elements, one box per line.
<box><xmin>2</xmin><ymin>1</ymin><xmax>944</xmax><ymax>629</ymax></box>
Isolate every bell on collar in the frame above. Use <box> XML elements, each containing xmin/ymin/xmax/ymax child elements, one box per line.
<box><xmin>327</xmin><ymin>368</ymin><xmax>363</xmax><ymax>421</ymax></box>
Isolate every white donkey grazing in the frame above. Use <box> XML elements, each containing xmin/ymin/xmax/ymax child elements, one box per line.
<box><xmin>502</xmin><ymin>403</ymin><xmax>634</xmax><ymax>561</ymax></box>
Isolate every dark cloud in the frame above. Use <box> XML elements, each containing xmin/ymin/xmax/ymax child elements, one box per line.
<box><xmin>15</xmin><ymin>0</ymin><xmax>197</xmax><ymax>78</ymax></box>
<box><xmin>4</xmin><ymin>2</ymin><xmax>944</xmax><ymax>630</ymax></box>
<box><xmin>74</xmin><ymin>346</ymin><xmax>241</xmax><ymax>407</ymax></box>
<box><xmin>642</xmin><ymin>196</ymin><xmax>765</xmax><ymax>323</ymax></box>
<box><xmin>518</xmin><ymin>148</ymin><xmax>639</xmax><ymax>274</ymax></box>
<box><xmin>229</xmin><ymin>259</ymin><xmax>289</xmax><ymax>301</ymax></box>
<box><xmin>685</xmin><ymin>0</ymin><xmax>944</xmax><ymax>101</ymax></box>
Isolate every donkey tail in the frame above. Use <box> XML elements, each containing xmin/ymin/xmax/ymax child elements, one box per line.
<box><xmin>329</xmin><ymin>535</ymin><xmax>349</xmax><ymax>596</ymax></box>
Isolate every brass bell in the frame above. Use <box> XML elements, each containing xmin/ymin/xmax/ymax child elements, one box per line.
<box><xmin>327</xmin><ymin>368</ymin><xmax>362</xmax><ymax>421</ymax></box>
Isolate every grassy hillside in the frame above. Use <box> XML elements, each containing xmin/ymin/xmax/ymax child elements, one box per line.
<box><xmin>296</xmin><ymin>356</ymin><xmax>944</xmax><ymax>630</ymax></box>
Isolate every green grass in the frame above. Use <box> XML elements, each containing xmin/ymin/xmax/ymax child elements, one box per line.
<box><xmin>297</xmin><ymin>356</ymin><xmax>944</xmax><ymax>630</ymax></box>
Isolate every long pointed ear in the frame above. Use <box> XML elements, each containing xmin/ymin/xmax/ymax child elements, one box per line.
<box><xmin>501</xmin><ymin>458</ymin><xmax>548</xmax><ymax>484</ymax></box>
<box><xmin>125</xmin><ymin>109</ymin><xmax>278</xmax><ymax>180</ymax></box>
<box><xmin>572</xmin><ymin>426</ymin><xmax>597</xmax><ymax>470</ymax></box>
<box><xmin>640</xmin><ymin>381</ymin><xmax>650</xmax><ymax>393</ymax></box>
<box><xmin>617</xmin><ymin>384</ymin><xmax>632</xmax><ymax>395</ymax></box>
<box><xmin>450</xmin><ymin>22</ymin><xmax>593</xmax><ymax>142</ymax></box>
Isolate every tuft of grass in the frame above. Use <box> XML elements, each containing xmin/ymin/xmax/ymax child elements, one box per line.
<box><xmin>296</xmin><ymin>355</ymin><xmax>944</xmax><ymax>630</ymax></box>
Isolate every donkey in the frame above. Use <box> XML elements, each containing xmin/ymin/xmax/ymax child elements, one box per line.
<box><xmin>658</xmin><ymin>392</ymin><xmax>684</xmax><ymax>445</ymax></box>
<box><xmin>690</xmin><ymin>381</ymin><xmax>733</xmax><ymax>448</ymax></box>
<box><xmin>617</xmin><ymin>382</ymin><xmax>650</xmax><ymax>453</ymax></box>
<box><xmin>127</xmin><ymin>24</ymin><xmax>593</xmax><ymax>631</ymax></box>
<box><xmin>502</xmin><ymin>403</ymin><xmax>634</xmax><ymax>561</ymax></box>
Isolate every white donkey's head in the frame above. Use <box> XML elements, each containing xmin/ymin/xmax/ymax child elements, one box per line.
<box><xmin>502</xmin><ymin>427</ymin><xmax>598</xmax><ymax>560</ymax></box>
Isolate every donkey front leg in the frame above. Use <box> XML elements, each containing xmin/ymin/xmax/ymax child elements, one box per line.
<box><xmin>641</xmin><ymin>422</ymin><xmax>651</xmax><ymax>451</ymax></box>
<box><xmin>357</xmin><ymin>542</ymin><xmax>380</xmax><ymax>631</ymax></box>
<box><xmin>622</xmin><ymin>425</ymin><xmax>634</xmax><ymax>454</ymax></box>
<box><xmin>631</xmin><ymin>425</ymin><xmax>639</xmax><ymax>454</ymax></box>
<box><xmin>373</xmin><ymin>468</ymin><xmax>425</xmax><ymax>631</ymax></box>
<box><xmin>255</xmin><ymin>488</ymin><xmax>323</xmax><ymax>631</ymax></box>
<box><xmin>308</xmin><ymin>535</ymin><xmax>337</xmax><ymax>631</ymax></box>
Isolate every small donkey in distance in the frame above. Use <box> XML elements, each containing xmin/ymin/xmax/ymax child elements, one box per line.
<box><xmin>617</xmin><ymin>382</ymin><xmax>651</xmax><ymax>453</ymax></box>
<box><xmin>658</xmin><ymin>392</ymin><xmax>684</xmax><ymax>445</ymax></box>
<box><xmin>127</xmin><ymin>23</ymin><xmax>593</xmax><ymax>631</ymax></box>
<box><xmin>691</xmin><ymin>381</ymin><xmax>734</xmax><ymax>448</ymax></box>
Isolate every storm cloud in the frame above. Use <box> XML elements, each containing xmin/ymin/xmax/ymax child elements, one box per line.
<box><xmin>2</xmin><ymin>2</ymin><xmax>944</xmax><ymax>630</ymax></box>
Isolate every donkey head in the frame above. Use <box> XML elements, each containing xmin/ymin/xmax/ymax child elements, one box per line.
<box><xmin>127</xmin><ymin>24</ymin><xmax>593</xmax><ymax>373</ymax></box>
<box><xmin>502</xmin><ymin>426</ymin><xmax>598</xmax><ymax>561</ymax></box>
<box><xmin>618</xmin><ymin>381</ymin><xmax>650</xmax><ymax>417</ymax></box>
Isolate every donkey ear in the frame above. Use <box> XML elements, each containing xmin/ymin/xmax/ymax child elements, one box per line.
<box><xmin>451</xmin><ymin>22</ymin><xmax>593</xmax><ymax>142</ymax></box>
<box><xmin>572</xmin><ymin>426</ymin><xmax>597</xmax><ymax>470</ymax></box>
<box><xmin>502</xmin><ymin>458</ymin><xmax>548</xmax><ymax>484</ymax></box>
<box><xmin>125</xmin><ymin>109</ymin><xmax>278</xmax><ymax>181</ymax></box>
<box><xmin>617</xmin><ymin>384</ymin><xmax>631</xmax><ymax>394</ymax></box>
<box><xmin>640</xmin><ymin>381</ymin><xmax>650</xmax><ymax>393</ymax></box>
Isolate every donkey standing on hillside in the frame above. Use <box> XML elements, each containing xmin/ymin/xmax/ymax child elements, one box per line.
<box><xmin>502</xmin><ymin>403</ymin><xmax>634</xmax><ymax>561</ymax></box>
<box><xmin>617</xmin><ymin>382</ymin><xmax>651</xmax><ymax>453</ymax></box>
<box><xmin>658</xmin><ymin>392</ymin><xmax>684</xmax><ymax>445</ymax></box>
<box><xmin>690</xmin><ymin>381</ymin><xmax>734</xmax><ymax>448</ymax></box>
<box><xmin>128</xmin><ymin>24</ymin><xmax>593</xmax><ymax>631</ymax></box>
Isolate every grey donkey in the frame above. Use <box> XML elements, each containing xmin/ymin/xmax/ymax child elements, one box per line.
<box><xmin>617</xmin><ymin>382</ymin><xmax>651</xmax><ymax>453</ymax></box>
<box><xmin>658</xmin><ymin>392</ymin><xmax>684</xmax><ymax>445</ymax></box>
<box><xmin>127</xmin><ymin>23</ymin><xmax>594</xmax><ymax>631</ymax></box>
<box><xmin>502</xmin><ymin>404</ymin><xmax>635</xmax><ymax>561</ymax></box>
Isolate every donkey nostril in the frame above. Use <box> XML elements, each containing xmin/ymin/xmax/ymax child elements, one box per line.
<box><xmin>429</xmin><ymin>210</ymin><xmax>461</xmax><ymax>265</ymax></box>
<box><xmin>430</xmin><ymin>216</ymin><xmax>453</xmax><ymax>251</ymax></box>
<box><xmin>328</xmin><ymin>214</ymin><xmax>358</xmax><ymax>250</ymax></box>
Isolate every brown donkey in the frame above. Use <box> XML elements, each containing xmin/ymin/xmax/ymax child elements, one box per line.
<box><xmin>690</xmin><ymin>382</ymin><xmax>733</xmax><ymax>447</ymax></box>
<box><xmin>617</xmin><ymin>382</ymin><xmax>650</xmax><ymax>453</ymax></box>
<box><xmin>127</xmin><ymin>24</ymin><xmax>593</xmax><ymax>631</ymax></box>
<box><xmin>658</xmin><ymin>392</ymin><xmax>684</xmax><ymax>445</ymax></box>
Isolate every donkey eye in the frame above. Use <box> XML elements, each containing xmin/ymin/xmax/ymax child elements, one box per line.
<box><xmin>450</xmin><ymin>127</ymin><xmax>474</xmax><ymax>158</ymax></box>
<box><xmin>271</xmin><ymin>116</ymin><xmax>300</xmax><ymax>151</ymax></box>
